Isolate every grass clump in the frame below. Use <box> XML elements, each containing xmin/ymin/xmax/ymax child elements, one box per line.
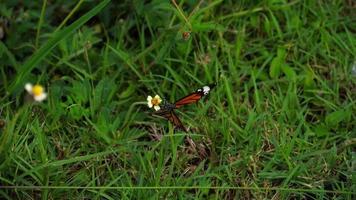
<box><xmin>0</xmin><ymin>0</ymin><xmax>354</xmax><ymax>199</ymax></box>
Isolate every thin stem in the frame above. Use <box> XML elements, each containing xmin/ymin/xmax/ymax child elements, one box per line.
<box><xmin>35</xmin><ymin>0</ymin><xmax>48</xmax><ymax>48</ymax></box>
<box><xmin>54</xmin><ymin>0</ymin><xmax>85</xmax><ymax>32</ymax></box>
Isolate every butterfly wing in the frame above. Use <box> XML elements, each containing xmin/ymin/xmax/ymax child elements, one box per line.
<box><xmin>174</xmin><ymin>83</ymin><xmax>216</xmax><ymax>108</ymax></box>
<box><xmin>174</xmin><ymin>92</ymin><xmax>204</xmax><ymax>108</ymax></box>
<box><xmin>169</xmin><ymin>110</ymin><xmax>187</xmax><ymax>132</ymax></box>
<box><xmin>152</xmin><ymin>109</ymin><xmax>187</xmax><ymax>132</ymax></box>
<box><xmin>152</xmin><ymin>108</ymin><xmax>172</xmax><ymax>119</ymax></box>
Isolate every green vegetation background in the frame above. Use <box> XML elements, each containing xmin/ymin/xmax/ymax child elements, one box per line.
<box><xmin>0</xmin><ymin>0</ymin><xmax>355</xmax><ymax>199</ymax></box>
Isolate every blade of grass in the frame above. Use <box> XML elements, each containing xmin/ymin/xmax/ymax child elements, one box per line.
<box><xmin>35</xmin><ymin>0</ymin><xmax>48</xmax><ymax>48</ymax></box>
<box><xmin>54</xmin><ymin>0</ymin><xmax>85</xmax><ymax>33</ymax></box>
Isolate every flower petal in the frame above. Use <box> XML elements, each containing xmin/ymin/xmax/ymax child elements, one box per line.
<box><xmin>154</xmin><ymin>95</ymin><xmax>161</xmax><ymax>100</ymax></box>
<box><xmin>25</xmin><ymin>83</ymin><xmax>33</xmax><ymax>94</ymax></box>
<box><xmin>34</xmin><ymin>93</ymin><xmax>47</xmax><ymax>102</ymax></box>
<box><xmin>153</xmin><ymin>105</ymin><xmax>160</xmax><ymax>111</ymax></box>
<box><xmin>153</xmin><ymin>95</ymin><xmax>162</xmax><ymax>105</ymax></box>
<box><xmin>148</xmin><ymin>102</ymin><xmax>153</xmax><ymax>108</ymax></box>
<box><xmin>147</xmin><ymin>95</ymin><xmax>154</xmax><ymax>107</ymax></box>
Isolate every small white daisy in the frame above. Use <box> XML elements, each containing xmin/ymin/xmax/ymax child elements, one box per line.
<box><xmin>147</xmin><ymin>95</ymin><xmax>162</xmax><ymax>111</ymax></box>
<box><xmin>25</xmin><ymin>83</ymin><xmax>47</xmax><ymax>102</ymax></box>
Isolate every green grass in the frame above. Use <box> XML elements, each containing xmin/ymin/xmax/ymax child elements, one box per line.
<box><xmin>0</xmin><ymin>0</ymin><xmax>355</xmax><ymax>199</ymax></box>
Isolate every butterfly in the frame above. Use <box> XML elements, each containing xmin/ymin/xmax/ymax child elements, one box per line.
<box><xmin>152</xmin><ymin>83</ymin><xmax>216</xmax><ymax>132</ymax></box>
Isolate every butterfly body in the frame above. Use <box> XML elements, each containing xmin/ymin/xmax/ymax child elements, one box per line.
<box><xmin>152</xmin><ymin>83</ymin><xmax>216</xmax><ymax>132</ymax></box>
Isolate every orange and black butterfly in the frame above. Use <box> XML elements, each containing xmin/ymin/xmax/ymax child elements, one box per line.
<box><xmin>153</xmin><ymin>83</ymin><xmax>216</xmax><ymax>132</ymax></box>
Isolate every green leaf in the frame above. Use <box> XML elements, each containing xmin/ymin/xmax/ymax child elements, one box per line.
<box><xmin>71</xmin><ymin>80</ymin><xmax>90</xmax><ymax>104</ymax></box>
<box><xmin>304</xmin><ymin>69</ymin><xmax>315</xmax><ymax>88</ymax></box>
<box><xmin>325</xmin><ymin>109</ymin><xmax>351</xmax><ymax>127</ymax></box>
<box><xmin>92</xmin><ymin>77</ymin><xmax>117</xmax><ymax>113</ymax></box>
<box><xmin>263</xmin><ymin>15</ymin><xmax>272</xmax><ymax>36</ymax></box>
<box><xmin>270</xmin><ymin>47</ymin><xmax>287</xmax><ymax>79</ymax></box>
<box><xmin>289</xmin><ymin>15</ymin><xmax>301</xmax><ymax>30</ymax></box>
<box><xmin>119</xmin><ymin>83</ymin><xmax>136</xmax><ymax>99</ymax></box>
<box><xmin>282</xmin><ymin>64</ymin><xmax>296</xmax><ymax>81</ymax></box>
<box><xmin>277</xmin><ymin>47</ymin><xmax>286</xmax><ymax>58</ymax></box>
<box><xmin>269</xmin><ymin>57</ymin><xmax>282</xmax><ymax>78</ymax></box>
<box><xmin>314</xmin><ymin>123</ymin><xmax>329</xmax><ymax>137</ymax></box>
<box><xmin>67</xmin><ymin>97</ymin><xmax>88</xmax><ymax>120</ymax></box>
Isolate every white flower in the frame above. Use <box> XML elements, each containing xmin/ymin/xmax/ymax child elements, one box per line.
<box><xmin>147</xmin><ymin>95</ymin><xmax>162</xmax><ymax>111</ymax></box>
<box><xmin>25</xmin><ymin>83</ymin><xmax>47</xmax><ymax>102</ymax></box>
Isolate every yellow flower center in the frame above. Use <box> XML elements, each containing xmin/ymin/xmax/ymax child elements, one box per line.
<box><xmin>32</xmin><ymin>85</ymin><xmax>44</xmax><ymax>96</ymax></box>
<box><xmin>151</xmin><ymin>98</ymin><xmax>160</xmax><ymax>106</ymax></box>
